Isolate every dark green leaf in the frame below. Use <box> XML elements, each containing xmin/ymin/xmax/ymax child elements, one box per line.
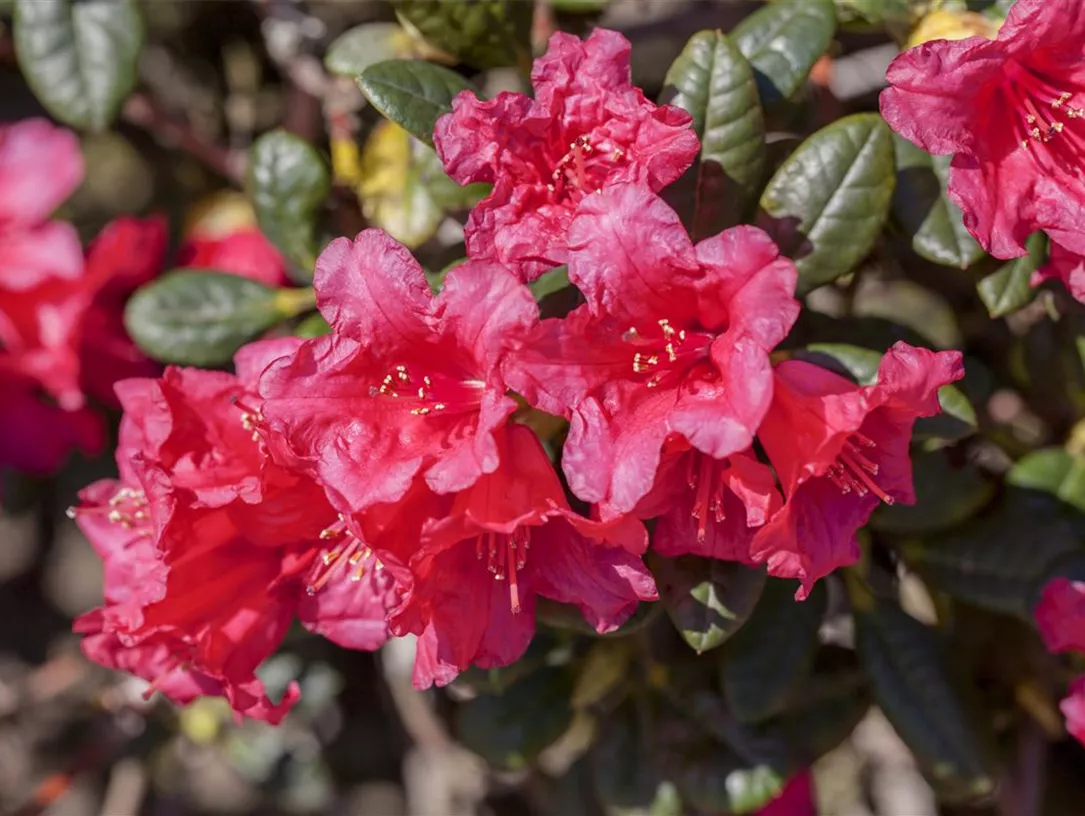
<box><xmin>873</xmin><ymin>450</ymin><xmax>994</xmax><ymax>536</ymax></box>
<box><xmin>851</xmin><ymin>582</ymin><xmax>996</xmax><ymax>802</ymax></box>
<box><xmin>248</xmin><ymin>130</ymin><xmax>330</xmax><ymax>273</ymax></box>
<box><xmin>664</xmin><ymin>30</ymin><xmax>765</xmax><ymax>232</ymax></box>
<box><xmin>14</xmin><ymin>0</ymin><xmax>143</xmax><ymax>130</ymax></box>
<box><xmin>592</xmin><ymin>703</ymin><xmax>675</xmax><ymax>814</ymax></box>
<box><xmin>721</xmin><ymin>578</ymin><xmax>827</xmax><ymax>723</ymax></box>
<box><xmin>456</xmin><ymin>665</ymin><xmax>574</xmax><ymax>769</ymax></box>
<box><xmin>124</xmin><ymin>271</ymin><xmax>289</xmax><ymax>367</ymax></box>
<box><xmin>758</xmin><ymin>113</ymin><xmax>896</xmax><ymax>295</ymax></box>
<box><xmin>536</xmin><ymin>598</ymin><xmax>660</xmax><ymax>638</ymax></box>
<box><xmin>394</xmin><ymin>0</ymin><xmax>531</xmax><ymax>70</ymax></box>
<box><xmin>892</xmin><ymin>133</ymin><xmax>985</xmax><ymax>269</ymax></box>
<box><xmin>358</xmin><ymin>59</ymin><xmax>476</xmax><ymax>148</ymax></box>
<box><xmin>977</xmin><ymin>232</ymin><xmax>1046</xmax><ymax>318</ymax></box>
<box><xmin>833</xmin><ymin>0</ymin><xmax>914</xmax><ymax>31</ymax></box>
<box><xmin>731</xmin><ymin>0</ymin><xmax>836</xmax><ymax>105</ymax></box>
<box><xmin>674</xmin><ymin>745</ymin><xmax>784</xmax><ymax>816</ymax></box>
<box><xmin>528</xmin><ymin>266</ymin><xmax>571</xmax><ymax>301</ymax></box>
<box><xmin>650</xmin><ymin>554</ymin><xmax>766</xmax><ymax>654</ymax></box>
<box><xmin>324</xmin><ymin>22</ymin><xmax>404</xmax><ymax>77</ymax></box>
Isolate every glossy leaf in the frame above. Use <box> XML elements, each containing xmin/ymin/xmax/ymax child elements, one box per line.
<box><xmin>394</xmin><ymin>0</ymin><xmax>532</xmax><ymax>71</ymax></box>
<box><xmin>358</xmin><ymin>59</ymin><xmax>477</xmax><ymax>148</ymax></box>
<box><xmin>674</xmin><ymin>744</ymin><xmax>784</xmax><ymax>816</ymax></box>
<box><xmin>892</xmin><ymin>135</ymin><xmax>985</xmax><ymax>269</ymax></box>
<box><xmin>873</xmin><ymin>450</ymin><xmax>994</xmax><ymax>536</ymax></box>
<box><xmin>1007</xmin><ymin>448</ymin><xmax>1085</xmax><ymax>514</ymax></box>
<box><xmin>324</xmin><ymin>22</ymin><xmax>406</xmax><ymax>77</ymax></box>
<box><xmin>650</xmin><ymin>554</ymin><xmax>766</xmax><ymax>654</ymax></box>
<box><xmin>758</xmin><ymin>114</ymin><xmax>896</xmax><ymax>295</ymax></box>
<box><xmin>124</xmin><ymin>272</ymin><xmax>293</xmax><ymax>367</ymax></box>
<box><xmin>664</xmin><ymin>30</ymin><xmax>765</xmax><ymax>232</ymax></box>
<box><xmin>731</xmin><ymin>0</ymin><xmax>836</xmax><ymax>105</ymax></box>
<box><xmin>456</xmin><ymin>665</ymin><xmax>574</xmax><ymax>769</ymax></box>
<box><xmin>977</xmin><ymin>232</ymin><xmax>1046</xmax><ymax>318</ymax></box>
<box><xmin>14</xmin><ymin>0</ymin><xmax>143</xmax><ymax>130</ymax></box>
<box><xmin>248</xmin><ymin>130</ymin><xmax>330</xmax><ymax>272</ymax></box>
<box><xmin>720</xmin><ymin>578</ymin><xmax>827</xmax><ymax>724</ymax></box>
<box><xmin>851</xmin><ymin>581</ymin><xmax>996</xmax><ymax>802</ymax></box>
<box><xmin>592</xmin><ymin>703</ymin><xmax>675</xmax><ymax>815</ymax></box>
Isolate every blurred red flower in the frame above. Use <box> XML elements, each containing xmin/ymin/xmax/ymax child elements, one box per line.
<box><xmin>177</xmin><ymin>191</ymin><xmax>288</xmax><ymax>286</ymax></box>
<box><xmin>434</xmin><ymin>29</ymin><xmax>698</xmax><ymax>280</ymax></box>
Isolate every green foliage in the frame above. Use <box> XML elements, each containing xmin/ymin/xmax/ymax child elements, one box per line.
<box><xmin>759</xmin><ymin>114</ymin><xmax>897</xmax><ymax>295</ymax></box>
<box><xmin>14</xmin><ymin>0</ymin><xmax>143</xmax><ymax>130</ymax></box>
<box><xmin>394</xmin><ymin>0</ymin><xmax>532</xmax><ymax>71</ymax></box>
<box><xmin>248</xmin><ymin>131</ymin><xmax>331</xmax><ymax>274</ymax></box>
<box><xmin>357</xmin><ymin>59</ymin><xmax>476</xmax><ymax>148</ymax></box>
<box><xmin>664</xmin><ymin>30</ymin><xmax>765</xmax><ymax>233</ymax></box>
<box><xmin>125</xmin><ymin>272</ymin><xmax>309</xmax><ymax>367</ymax></box>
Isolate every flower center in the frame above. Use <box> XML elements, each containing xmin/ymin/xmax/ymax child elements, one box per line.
<box><xmin>67</xmin><ymin>486</ymin><xmax>150</xmax><ymax>530</ymax></box>
<box><xmin>233</xmin><ymin>398</ymin><xmax>266</xmax><ymax>443</ymax></box>
<box><xmin>825</xmin><ymin>433</ymin><xmax>894</xmax><ymax>504</ymax></box>
<box><xmin>476</xmin><ymin>528</ymin><xmax>531</xmax><ymax>613</ymax></box>
<box><xmin>546</xmin><ymin>134</ymin><xmax>627</xmax><ymax>203</ymax></box>
<box><xmin>305</xmin><ymin>516</ymin><xmax>383</xmax><ymax>595</ymax></box>
<box><xmin>624</xmin><ymin>319</ymin><xmax>713</xmax><ymax>388</ymax></box>
<box><xmin>371</xmin><ymin>364</ymin><xmax>485</xmax><ymax>417</ymax></box>
<box><xmin>1005</xmin><ymin>62</ymin><xmax>1085</xmax><ymax>173</ymax></box>
<box><xmin>687</xmin><ymin>454</ymin><xmax>727</xmax><ymax>543</ymax></box>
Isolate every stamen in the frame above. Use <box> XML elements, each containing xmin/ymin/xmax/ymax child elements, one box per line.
<box><xmin>479</xmin><ymin>528</ymin><xmax>531</xmax><ymax>613</ymax></box>
<box><xmin>374</xmin><ymin>364</ymin><xmax>485</xmax><ymax>417</ymax></box>
<box><xmin>306</xmin><ymin>524</ymin><xmax>379</xmax><ymax>595</ymax></box>
<box><xmin>827</xmin><ymin>436</ymin><xmax>894</xmax><ymax>505</ymax></box>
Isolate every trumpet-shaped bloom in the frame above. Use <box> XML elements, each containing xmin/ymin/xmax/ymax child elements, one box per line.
<box><xmin>881</xmin><ymin>0</ymin><xmax>1085</xmax><ymax>258</ymax></box>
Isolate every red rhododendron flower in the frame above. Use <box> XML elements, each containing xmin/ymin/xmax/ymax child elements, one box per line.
<box><xmin>178</xmin><ymin>192</ymin><xmax>288</xmax><ymax>286</ymax></box>
<box><xmin>259</xmin><ymin>229</ymin><xmax>537</xmax><ymax>514</ymax></box>
<box><xmin>433</xmin><ymin>29</ymin><xmax>698</xmax><ymax>280</ymax></box>
<box><xmin>751</xmin><ymin>342</ymin><xmax>965</xmax><ymax>597</ymax></box>
<box><xmin>350</xmin><ymin>424</ymin><xmax>656</xmax><ymax>689</ymax></box>
<box><xmin>1060</xmin><ymin>676</ymin><xmax>1085</xmax><ymax>746</ymax></box>
<box><xmin>880</xmin><ymin>0</ymin><xmax>1085</xmax><ymax>259</ymax></box>
<box><xmin>756</xmin><ymin>769</ymin><xmax>817</xmax><ymax>816</ymax></box>
<box><xmin>1035</xmin><ymin>577</ymin><xmax>1085</xmax><ymax>653</ymax></box>
<box><xmin>72</xmin><ymin>340</ymin><xmax>399</xmax><ymax>721</ymax></box>
<box><xmin>507</xmin><ymin>185</ymin><xmax>799</xmax><ymax>529</ymax></box>
<box><xmin>78</xmin><ymin>215</ymin><xmax>168</xmax><ymax>405</ymax></box>
<box><xmin>1031</xmin><ymin>241</ymin><xmax>1085</xmax><ymax>303</ymax></box>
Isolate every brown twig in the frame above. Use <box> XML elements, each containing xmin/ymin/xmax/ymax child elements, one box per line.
<box><xmin>121</xmin><ymin>93</ymin><xmax>246</xmax><ymax>184</ymax></box>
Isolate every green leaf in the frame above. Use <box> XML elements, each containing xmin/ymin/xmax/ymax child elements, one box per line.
<box><xmin>528</xmin><ymin>266</ymin><xmax>571</xmax><ymax>302</ymax></box>
<box><xmin>873</xmin><ymin>450</ymin><xmax>994</xmax><ymax>536</ymax></box>
<box><xmin>324</xmin><ymin>22</ymin><xmax>405</xmax><ymax>78</ymax></box>
<box><xmin>731</xmin><ymin>0</ymin><xmax>837</xmax><ymax>106</ymax></box>
<box><xmin>249</xmin><ymin>130</ymin><xmax>330</xmax><ymax>273</ymax></box>
<box><xmin>394</xmin><ymin>0</ymin><xmax>532</xmax><ymax>71</ymax></box>
<box><xmin>833</xmin><ymin>0</ymin><xmax>914</xmax><ymax>31</ymax></box>
<box><xmin>850</xmin><ymin>583</ymin><xmax>996</xmax><ymax>803</ymax></box>
<box><xmin>124</xmin><ymin>272</ymin><xmax>292</xmax><ymax>367</ymax></box>
<box><xmin>720</xmin><ymin>578</ymin><xmax>827</xmax><ymax>723</ymax></box>
<box><xmin>664</xmin><ymin>30</ymin><xmax>765</xmax><ymax>233</ymax></box>
<box><xmin>1007</xmin><ymin>448</ymin><xmax>1085</xmax><ymax>514</ymax></box>
<box><xmin>649</xmin><ymin>554</ymin><xmax>766</xmax><ymax>654</ymax></box>
<box><xmin>892</xmin><ymin>135</ymin><xmax>985</xmax><ymax>269</ymax></box>
<box><xmin>758</xmin><ymin>113</ymin><xmax>896</xmax><ymax>295</ymax></box>
<box><xmin>358</xmin><ymin>59</ymin><xmax>476</xmax><ymax>149</ymax></box>
<box><xmin>295</xmin><ymin>312</ymin><xmax>331</xmax><ymax>338</ymax></box>
<box><xmin>977</xmin><ymin>232</ymin><xmax>1046</xmax><ymax>318</ymax></box>
<box><xmin>14</xmin><ymin>0</ymin><xmax>143</xmax><ymax>130</ymax></box>
<box><xmin>800</xmin><ymin>342</ymin><xmax>977</xmax><ymax>440</ymax></box>
<box><xmin>674</xmin><ymin>745</ymin><xmax>784</xmax><ymax>816</ymax></box>
<box><xmin>456</xmin><ymin>665</ymin><xmax>574</xmax><ymax>769</ymax></box>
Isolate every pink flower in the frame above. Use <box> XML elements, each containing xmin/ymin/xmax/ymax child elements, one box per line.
<box><xmin>507</xmin><ymin>185</ymin><xmax>798</xmax><ymax>530</ymax></box>
<box><xmin>178</xmin><ymin>192</ymin><xmax>288</xmax><ymax>286</ymax></box>
<box><xmin>1035</xmin><ymin>577</ymin><xmax>1085</xmax><ymax>653</ymax></box>
<box><xmin>751</xmin><ymin>343</ymin><xmax>965</xmax><ymax>598</ymax></box>
<box><xmin>880</xmin><ymin>0</ymin><xmax>1085</xmax><ymax>258</ymax></box>
<box><xmin>259</xmin><ymin>229</ymin><xmax>537</xmax><ymax>514</ymax></box>
<box><xmin>434</xmin><ymin>29</ymin><xmax>698</xmax><ymax>280</ymax></box>
<box><xmin>1031</xmin><ymin>241</ymin><xmax>1085</xmax><ymax>303</ymax></box>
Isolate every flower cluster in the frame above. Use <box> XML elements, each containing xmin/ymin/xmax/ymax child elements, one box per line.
<box><xmin>0</xmin><ymin>120</ymin><xmax>285</xmax><ymax>489</ymax></box>
<box><xmin>1035</xmin><ymin>579</ymin><xmax>1085</xmax><ymax>744</ymax></box>
<box><xmin>882</xmin><ymin>0</ymin><xmax>1085</xmax><ymax>300</ymax></box>
<box><xmin>71</xmin><ymin>28</ymin><xmax>963</xmax><ymax>721</ymax></box>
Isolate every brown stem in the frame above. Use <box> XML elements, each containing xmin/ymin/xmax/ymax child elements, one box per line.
<box><xmin>121</xmin><ymin>93</ymin><xmax>246</xmax><ymax>184</ymax></box>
